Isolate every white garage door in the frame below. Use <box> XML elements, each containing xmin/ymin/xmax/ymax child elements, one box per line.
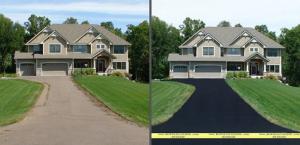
<box><xmin>20</xmin><ymin>63</ymin><xmax>35</xmax><ymax>76</ymax></box>
<box><xmin>42</xmin><ymin>63</ymin><xmax>68</xmax><ymax>76</ymax></box>
<box><xmin>194</xmin><ymin>65</ymin><xmax>222</xmax><ymax>78</ymax></box>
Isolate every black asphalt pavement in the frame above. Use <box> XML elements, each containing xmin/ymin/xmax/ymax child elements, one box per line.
<box><xmin>152</xmin><ymin>79</ymin><xmax>299</xmax><ymax>145</ymax></box>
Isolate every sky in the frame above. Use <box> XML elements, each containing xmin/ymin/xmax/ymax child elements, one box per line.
<box><xmin>153</xmin><ymin>0</ymin><xmax>300</xmax><ymax>35</ymax></box>
<box><xmin>0</xmin><ymin>0</ymin><xmax>148</xmax><ymax>32</ymax></box>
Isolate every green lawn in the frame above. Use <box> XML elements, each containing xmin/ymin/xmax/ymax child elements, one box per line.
<box><xmin>73</xmin><ymin>76</ymin><xmax>149</xmax><ymax>125</ymax></box>
<box><xmin>227</xmin><ymin>79</ymin><xmax>300</xmax><ymax>131</ymax></box>
<box><xmin>151</xmin><ymin>81</ymin><xmax>195</xmax><ymax>125</ymax></box>
<box><xmin>0</xmin><ymin>79</ymin><xmax>43</xmax><ymax>126</ymax></box>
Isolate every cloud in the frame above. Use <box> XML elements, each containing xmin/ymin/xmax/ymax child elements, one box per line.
<box><xmin>153</xmin><ymin>0</ymin><xmax>300</xmax><ymax>34</ymax></box>
<box><xmin>0</xmin><ymin>1</ymin><xmax>148</xmax><ymax>16</ymax></box>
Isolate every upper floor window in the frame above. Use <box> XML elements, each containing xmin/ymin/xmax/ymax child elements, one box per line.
<box><xmin>49</xmin><ymin>44</ymin><xmax>61</xmax><ymax>53</ymax></box>
<box><xmin>113</xmin><ymin>45</ymin><xmax>125</xmax><ymax>54</ymax></box>
<box><xmin>72</xmin><ymin>45</ymin><xmax>88</xmax><ymax>53</ymax></box>
<box><xmin>250</xmin><ymin>47</ymin><xmax>258</xmax><ymax>53</ymax></box>
<box><xmin>227</xmin><ymin>48</ymin><xmax>241</xmax><ymax>55</ymax></box>
<box><xmin>96</xmin><ymin>44</ymin><xmax>106</xmax><ymax>50</ymax></box>
<box><xmin>203</xmin><ymin>47</ymin><xmax>214</xmax><ymax>56</ymax></box>
<box><xmin>267</xmin><ymin>48</ymin><xmax>280</xmax><ymax>57</ymax></box>
<box><xmin>33</xmin><ymin>45</ymin><xmax>41</xmax><ymax>52</ymax></box>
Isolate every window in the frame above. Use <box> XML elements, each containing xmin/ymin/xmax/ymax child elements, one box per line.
<box><xmin>173</xmin><ymin>65</ymin><xmax>188</xmax><ymax>72</ymax></box>
<box><xmin>72</xmin><ymin>45</ymin><xmax>88</xmax><ymax>53</ymax></box>
<box><xmin>227</xmin><ymin>48</ymin><xmax>241</xmax><ymax>55</ymax></box>
<box><xmin>203</xmin><ymin>47</ymin><xmax>214</xmax><ymax>56</ymax></box>
<box><xmin>227</xmin><ymin>63</ymin><xmax>243</xmax><ymax>71</ymax></box>
<box><xmin>267</xmin><ymin>48</ymin><xmax>280</xmax><ymax>57</ymax></box>
<box><xmin>113</xmin><ymin>45</ymin><xmax>125</xmax><ymax>54</ymax></box>
<box><xmin>49</xmin><ymin>44</ymin><xmax>61</xmax><ymax>53</ymax></box>
<box><xmin>96</xmin><ymin>44</ymin><xmax>106</xmax><ymax>50</ymax></box>
<box><xmin>32</xmin><ymin>45</ymin><xmax>41</xmax><ymax>53</ymax></box>
<box><xmin>250</xmin><ymin>47</ymin><xmax>259</xmax><ymax>52</ymax></box>
<box><xmin>113</xmin><ymin>62</ymin><xmax>126</xmax><ymax>70</ymax></box>
<box><xmin>266</xmin><ymin>65</ymin><xmax>280</xmax><ymax>73</ymax></box>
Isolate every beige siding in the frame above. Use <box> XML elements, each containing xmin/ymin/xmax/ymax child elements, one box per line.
<box><xmin>91</xmin><ymin>39</ymin><xmax>110</xmax><ymax>54</ymax></box>
<box><xmin>231</xmin><ymin>36</ymin><xmax>251</xmax><ymax>46</ymax></box>
<box><xmin>30</xmin><ymin>32</ymin><xmax>49</xmax><ymax>44</ymax></box>
<box><xmin>196</xmin><ymin>40</ymin><xmax>221</xmax><ymax>57</ymax></box>
<box><xmin>43</xmin><ymin>36</ymin><xmax>68</xmax><ymax>55</ymax></box>
<box><xmin>244</xmin><ymin>43</ymin><xmax>264</xmax><ymax>57</ymax></box>
<box><xmin>77</xmin><ymin>33</ymin><xmax>95</xmax><ymax>43</ymax></box>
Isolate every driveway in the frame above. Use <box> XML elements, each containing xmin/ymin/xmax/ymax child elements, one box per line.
<box><xmin>152</xmin><ymin>79</ymin><xmax>299</xmax><ymax>145</ymax></box>
<box><xmin>0</xmin><ymin>76</ymin><xmax>148</xmax><ymax>145</ymax></box>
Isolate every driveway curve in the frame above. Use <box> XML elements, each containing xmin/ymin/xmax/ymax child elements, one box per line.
<box><xmin>0</xmin><ymin>76</ymin><xmax>148</xmax><ymax>145</ymax></box>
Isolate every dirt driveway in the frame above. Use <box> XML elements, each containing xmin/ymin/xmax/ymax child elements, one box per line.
<box><xmin>0</xmin><ymin>76</ymin><xmax>148</xmax><ymax>145</ymax></box>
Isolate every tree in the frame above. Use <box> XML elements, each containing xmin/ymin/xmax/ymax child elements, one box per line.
<box><xmin>280</xmin><ymin>25</ymin><xmax>300</xmax><ymax>86</ymax></box>
<box><xmin>63</xmin><ymin>17</ymin><xmax>78</xmax><ymax>24</ymax></box>
<box><xmin>0</xmin><ymin>14</ymin><xmax>25</xmax><ymax>76</ymax></box>
<box><xmin>255</xmin><ymin>24</ymin><xmax>277</xmax><ymax>41</ymax></box>
<box><xmin>81</xmin><ymin>20</ymin><xmax>89</xmax><ymax>24</ymax></box>
<box><xmin>151</xmin><ymin>16</ymin><xmax>182</xmax><ymax>79</ymax></box>
<box><xmin>101</xmin><ymin>21</ymin><xmax>124</xmax><ymax>38</ymax></box>
<box><xmin>24</xmin><ymin>14</ymin><xmax>51</xmax><ymax>42</ymax></box>
<box><xmin>235</xmin><ymin>23</ymin><xmax>243</xmax><ymax>27</ymax></box>
<box><xmin>125</xmin><ymin>21</ymin><xmax>149</xmax><ymax>82</ymax></box>
<box><xmin>180</xmin><ymin>17</ymin><xmax>205</xmax><ymax>41</ymax></box>
<box><xmin>217</xmin><ymin>20</ymin><xmax>231</xmax><ymax>27</ymax></box>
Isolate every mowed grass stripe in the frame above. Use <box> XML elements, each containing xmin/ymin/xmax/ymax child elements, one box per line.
<box><xmin>74</xmin><ymin>76</ymin><xmax>148</xmax><ymax>125</ymax></box>
<box><xmin>0</xmin><ymin>79</ymin><xmax>43</xmax><ymax>126</ymax></box>
<box><xmin>227</xmin><ymin>79</ymin><xmax>300</xmax><ymax>131</ymax></box>
<box><xmin>152</xmin><ymin>81</ymin><xmax>195</xmax><ymax>125</ymax></box>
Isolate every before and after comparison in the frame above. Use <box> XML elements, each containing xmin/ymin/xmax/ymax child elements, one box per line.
<box><xmin>0</xmin><ymin>0</ymin><xmax>300</xmax><ymax>145</ymax></box>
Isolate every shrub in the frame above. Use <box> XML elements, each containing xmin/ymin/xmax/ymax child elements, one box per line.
<box><xmin>226</xmin><ymin>71</ymin><xmax>248</xmax><ymax>79</ymax></box>
<box><xmin>0</xmin><ymin>73</ymin><xmax>17</xmax><ymax>77</ymax></box>
<box><xmin>237</xmin><ymin>71</ymin><xmax>248</xmax><ymax>78</ymax></box>
<box><xmin>226</xmin><ymin>72</ymin><xmax>235</xmax><ymax>79</ymax></box>
<box><xmin>265</xmin><ymin>74</ymin><xmax>278</xmax><ymax>80</ymax></box>
<box><xmin>72</xmin><ymin>68</ymin><xmax>96</xmax><ymax>76</ymax></box>
<box><xmin>111</xmin><ymin>71</ymin><xmax>124</xmax><ymax>77</ymax></box>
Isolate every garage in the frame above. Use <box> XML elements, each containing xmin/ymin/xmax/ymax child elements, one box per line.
<box><xmin>20</xmin><ymin>63</ymin><xmax>35</xmax><ymax>76</ymax></box>
<box><xmin>193</xmin><ymin>65</ymin><xmax>223</xmax><ymax>78</ymax></box>
<box><xmin>171</xmin><ymin>65</ymin><xmax>189</xmax><ymax>78</ymax></box>
<box><xmin>42</xmin><ymin>63</ymin><xmax>68</xmax><ymax>76</ymax></box>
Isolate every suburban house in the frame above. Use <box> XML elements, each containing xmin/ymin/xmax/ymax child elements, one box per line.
<box><xmin>14</xmin><ymin>24</ymin><xmax>130</xmax><ymax>76</ymax></box>
<box><xmin>168</xmin><ymin>27</ymin><xmax>284</xmax><ymax>78</ymax></box>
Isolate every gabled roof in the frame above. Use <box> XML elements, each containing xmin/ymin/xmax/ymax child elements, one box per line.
<box><xmin>41</xmin><ymin>30</ymin><xmax>69</xmax><ymax>44</ymax></box>
<box><xmin>242</xmin><ymin>37</ymin><xmax>266</xmax><ymax>48</ymax></box>
<box><xmin>180</xmin><ymin>27</ymin><xmax>284</xmax><ymax>49</ymax></box>
<box><xmin>26</xmin><ymin>24</ymin><xmax>130</xmax><ymax>45</ymax></box>
<box><xmin>244</xmin><ymin>52</ymin><xmax>269</xmax><ymax>62</ymax></box>
<box><xmin>92</xmin><ymin>49</ymin><xmax>116</xmax><ymax>59</ymax></box>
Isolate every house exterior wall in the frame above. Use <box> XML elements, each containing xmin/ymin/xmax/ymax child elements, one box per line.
<box><xmin>43</xmin><ymin>36</ymin><xmax>68</xmax><ymax>55</ymax></box>
<box><xmin>30</xmin><ymin>32</ymin><xmax>49</xmax><ymax>44</ymax></box>
<box><xmin>244</xmin><ymin>42</ymin><xmax>264</xmax><ymax>57</ymax></box>
<box><xmin>196</xmin><ymin>39</ymin><xmax>221</xmax><ymax>57</ymax></box>
<box><xmin>231</xmin><ymin>36</ymin><xmax>251</xmax><ymax>46</ymax></box>
<box><xmin>91</xmin><ymin>39</ymin><xmax>110</xmax><ymax>54</ymax></box>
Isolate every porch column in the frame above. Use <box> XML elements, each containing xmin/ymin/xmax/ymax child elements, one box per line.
<box><xmin>246</xmin><ymin>62</ymin><xmax>249</xmax><ymax>72</ymax></box>
<box><xmin>264</xmin><ymin>62</ymin><xmax>267</xmax><ymax>75</ymax></box>
<box><xmin>93</xmin><ymin>59</ymin><xmax>96</xmax><ymax>69</ymax></box>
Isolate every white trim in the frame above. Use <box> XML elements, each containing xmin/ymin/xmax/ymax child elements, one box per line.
<box><xmin>249</xmin><ymin>47</ymin><xmax>259</xmax><ymax>53</ymax></box>
<box><xmin>41</xmin><ymin>62</ymin><xmax>69</xmax><ymax>76</ymax></box>
<box><xmin>41</xmin><ymin>30</ymin><xmax>69</xmax><ymax>44</ymax></box>
<box><xmin>229</xmin><ymin>30</ymin><xmax>253</xmax><ymax>45</ymax></box>
<box><xmin>202</xmin><ymin>46</ymin><xmax>215</xmax><ymax>57</ymax></box>
<box><xmin>265</xmin><ymin>64</ymin><xmax>281</xmax><ymax>73</ymax></box>
<box><xmin>196</xmin><ymin>34</ymin><xmax>223</xmax><ymax>47</ymax></box>
<box><xmin>48</xmin><ymin>43</ymin><xmax>63</xmax><ymax>54</ymax></box>
<box><xmin>243</xmin><ymin>37</ymin><xmax>266</xmax><ymax>48</ymax></box>
<box><xmin>26</xmin><ymin>27</ymin><xmax>50</xmax><ymax>44</ymax></box>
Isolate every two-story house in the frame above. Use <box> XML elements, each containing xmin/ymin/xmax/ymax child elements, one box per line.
<box><xmin>15</xmin><ymin>24</ymin><xmax>130</xmax><ymax>76</ymax></box>
<box><xmin>168</xmin><ymin>27</ymin><xmax>284</xmax><ymax>78</ymax></box>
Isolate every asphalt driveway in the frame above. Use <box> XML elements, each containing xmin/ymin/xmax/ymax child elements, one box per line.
<box><xmin>152</xmin><ymin>79</ymin><xmax>299</xmax><ymax>145</ymax></box>
<box><xmin>0</xmin><ymin>76</ymin><xmax>148</xmax><ymax>145</ymax></box>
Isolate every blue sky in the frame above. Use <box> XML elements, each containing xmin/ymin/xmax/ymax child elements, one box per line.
<box><xmin>154</xmin><ymin>0</ymin><xmax>300</xmax><ymax>34</ymax></box>
<box><xmin>0</xmin><ymin>0</ymin><xmax>148</xmax><ymax>32</ymax></box>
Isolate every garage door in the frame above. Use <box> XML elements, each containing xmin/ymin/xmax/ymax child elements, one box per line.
<box><xmin>20</xmin><ymin>63</ymin><xmax>35</xmax><ymax>76</ymax></box>
<box><xmin>42</xmin><ymin>63</ymin><xmax>68</xmax><ymax>76</ymax></box>
<box><xmin>194</xmin><ymin>65</ymin><xmax>222</xmax><ymax>78</ymax></box>
<box><xmin>171</xmin><ymin>65</ymin><xmax>188</xmax><ymax>78</ymax></box>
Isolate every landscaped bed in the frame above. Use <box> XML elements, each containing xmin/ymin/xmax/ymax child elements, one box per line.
<box><xmin>0</xmin><ymin>79</ymin><xmax>43</xmax><ymax>126</ymax></box>
<box><xmin>227</xmin><ymin>79</ymin><xmax>300</xmax><ymax>131</ymax></box>
<box><xmin>73</xmin><ymin>76</ymin><xmax>149</xmax><ymax>125</ymax></box>
<box><xmin>151</xmin><ymin>80</ymin><xmax>195</xmax><ymax>125</ymax></box>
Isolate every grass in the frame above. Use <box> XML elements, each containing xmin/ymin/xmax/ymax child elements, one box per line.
<box><xmin>226</xmin><ymin>79</ymin><xmax>300</xmax><ymax>131</ymax></box>
<box><xmin>0</xmin><ymin>73</ymin><xmax>17</xmax><ymax>78</ymax></box>
<box><xmin>73</xmin><ymin>76</ymin><xmax>149</xmax><ymax>125</ymax></box>
<box><xmin>0</xmin><ymin>79</ymin><xmax>43</xmax><ymax>126</ymax></box>
<box><xmin>151</xmin><ymin>80</ymin><xmax>195</xmax><ymax>125</ymax></box>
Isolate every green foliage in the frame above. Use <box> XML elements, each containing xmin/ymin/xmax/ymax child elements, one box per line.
<box><xmin>72</xmin><ymin>68</ymin><xmax>96</xmax><ymax>76</ymax></box>
<box><xmin>217</xmin><ymin>20</ymin><xmax>231</xmax><ymax>27</ymax></box>
<box><xmin>181</xmin><ymin>17</ymin><xmax>205</xmax><ymax>41</ymax></box>
<box><xmin>235</xmin><ymin>23</ymin><xmax>243</xmax><ymax>27</ymax></box>
<box><xmin>0</xmin><ymin>73</ymin><xmax>16</xmax><ymax>77</ymax></box>
<box><xmin>226</xmin><ymin>71</ymin><xmax>248</xmax><ymax>79</ymax></box>
<box><xmin>126</xmin><ymin>21</ymin><xmax>149</xmax><ymax>82</ymax></box>
<box><xmin>101</xmin><ymin>21</ymin><xmax>124</xmax><ymax>38</ymax></box>
<box><xmin>255</xmin><ymin>24</ymin><xmax>277</xmax><ymax>41</ymax></box>
<box><xmin>226</xmin><ymin>72</ymin><xmax>235</xmax><ymax>79</ymax></box>
<box><xmin>63</xmin><ymin>17</ymin><xmax>78</xmax><ymax>24</ymax></box>
<box><xmin>24</xmin><ymin>14</ymin><xmax>51</xmax><ymax>42</ymax></box>
<box><xmin>151</xmin><ymin>16</ymin><xmax>183</xmax><ymax>79</ymax></box>
<box><xmin>280</xmin><ymin>25</ymin><xmax>300</xmax><ymax>86</ymax></box>
<box><xmin>264</xmin><ymin>74</ymin><xmax>278</xmax><ymax>80</ymax></box>
<box><xmin>111</xmin><ymin>71</ymin><xmax>124</xmax><ymax>77</ymax></box>
<box><xmin>81</xmin><ymin>20</ymin><xmax>89</xmax><ymax>24</ymax></box>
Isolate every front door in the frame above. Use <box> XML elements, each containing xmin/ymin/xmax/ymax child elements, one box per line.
<box><xmin>250</xmin><ymin>62</ymin><xmax>260</xmax><ymax>75</ymax></box>
<box><xmin>96</xmin><ymin>59</ymin><xmax>106</xmax><ymax>72</ymax></box>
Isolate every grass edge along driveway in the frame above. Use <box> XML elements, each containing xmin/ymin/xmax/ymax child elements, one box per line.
<box><xmin>0</xmin><ymin>79</ymin><xmax>44</xmax><ymax>126</ymax></box>
<box><xmin>227</xmin><ymin>79</ymin><xmax>300</xmax><ymax>132</ymax></box>
<box><xmin>73</xmin><ymin>76</ymin><xmax>149</xmax><ymax>126</ymax></box>
<box><xmin>152</xmin><ymin>80</ymin><xmax>195</xmax><ymax>125</ymax></box>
